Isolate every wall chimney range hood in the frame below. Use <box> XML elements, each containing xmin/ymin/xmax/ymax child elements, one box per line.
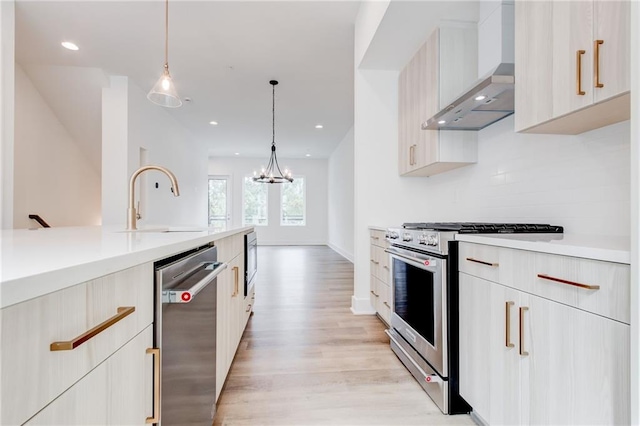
<box><xmin>423</xmin><ymin>2</ymin><xmax>515</xmax><ymax>131</ymax></box>
<box><xmin>422</xmin><ymin>63</ymin><xmax>514</xmax><ymax>131</ymax></box>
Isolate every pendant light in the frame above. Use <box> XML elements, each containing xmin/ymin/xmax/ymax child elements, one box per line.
<box><xmin>253</xmin><ymin>80</ymin><xmax>293</xmax><ymax>183</ymax></box>
<box><xmin>147</xmin><ymin>0</ymin><xmax>182</xmax><ymax>108</ymax></box>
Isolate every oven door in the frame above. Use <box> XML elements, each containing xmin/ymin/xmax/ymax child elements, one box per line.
<box><xmin>386</xmin><ymin>245</ymin><xmax>447</xmax><ymax>377</ymax></box>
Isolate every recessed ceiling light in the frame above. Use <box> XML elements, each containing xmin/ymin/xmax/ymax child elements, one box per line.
<box><xmin>475</xmin><ymin>95</ymin><xmax>487</xmax><ymax>101</ymax></box>
<box><xmin>438</xmin><ymin>120</ymin><xmax>446</xmax><ymax>124</ymax></box>
<box><xmin>305</xmin><ymin>154</ymin><xmax>311</xmax><ymax>157</ymax></box>
<box><xmin>209</xmin><ymin>121</ymin><xmax>218</xmax><ymax>126</ymax></box>
<box><xmin>61</xmin><ymin>41</ymin><xmax>79</xmax><ymax>51</ymax></box>
<box><xmin>315</xmin><ymin>124</ymin><xmax>323</xmax><ymax>129</ymax></box>
<box><xmin>234</xmin><ymin>153</ymin><xmax>240</xmax><ymax>156</ymax></box>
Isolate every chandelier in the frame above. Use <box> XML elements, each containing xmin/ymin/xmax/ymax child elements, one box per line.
<box><xmin>253</xmin><ymin>80</ymin><xmax>293</xmax><ymax>183</ymax></box>
<box><xmin>147</xmin><ymin>0</ymin><xmax>182</xmax><ymax>108</ymax></box>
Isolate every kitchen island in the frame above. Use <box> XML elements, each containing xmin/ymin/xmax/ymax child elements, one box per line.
<box><xmin>0</xmin><ymin>225</ymin><xmax>254</xmax><ymax>425</ymax></box>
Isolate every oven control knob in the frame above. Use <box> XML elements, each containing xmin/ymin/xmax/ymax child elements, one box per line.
<box><xmin>418</xmin><ymin>234</ymin><xmax>427</xmax><ymax>245</ymax></box>
<box><xmin>402</xmin><ymin>233</ymin><xmax>412</xmax><ymax>242</ymax></box>
<box><xmin>388</xmin><ymin>231</ymin><xmax>399</xmax><ymax>239</ymax></box>
<box><xmin>427</xmin><ymin>234</ymin><xmax>438</xmax><ymax>246</ymax></box>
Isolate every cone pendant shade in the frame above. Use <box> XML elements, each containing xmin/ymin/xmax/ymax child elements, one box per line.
<box><xmin>147</xmin><ymin>0</ymin><xmax>182</xmax><ymax>108</ymax></box>
<box><xmin>147</xmin><ymin>64</ymin><xmax>182</xmax><ymax>108</ymax></box>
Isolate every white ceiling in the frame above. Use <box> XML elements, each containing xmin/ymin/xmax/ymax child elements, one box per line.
<box><xmin>15</xmin><ymin>0</ymin><xmax>360</xmax><ymax>162</ymax></box>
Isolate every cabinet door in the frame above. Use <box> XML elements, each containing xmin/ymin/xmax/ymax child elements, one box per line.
<box><xmin>27</xmin><ymin>327</ymin><xmax>153</xmax><ymax>425</ymax></box>
<box><xmin>593</xmin><ymin>0</ymin><xmax>630</xmax><ymax>103</ymax></box>
<box><xmin>488</xmin><ymin>284</ymin><xmax>523</xmax><ymax>426</ymax></box>
<box><xmin>398</xmin><ymin>66</ymin><xmax>411</xmax><ymax>175</ymax></box>
<box><xmin>458</xmin><ymin>273</ymin><xmax>492</xmax><ymax>423</ymax></box>
<box><xmin>216</xmin><ymin>260</ymin><xmax>234</xmax><ymax>400</ymax></box>
<box><xmin>552</xmin><ymin>1</ymin><xmax>594</xmax><ymax>118</ymax></box>
<box><xmin>514</xmin><ymin>0</ymin><xmax>554</xmax><ymax>131</ymax></box>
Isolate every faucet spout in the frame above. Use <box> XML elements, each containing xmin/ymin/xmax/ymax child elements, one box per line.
<box><xmin>127</xmin><ymin>165</ymin><xmax>180</xmax><ymax>230</ymax></box>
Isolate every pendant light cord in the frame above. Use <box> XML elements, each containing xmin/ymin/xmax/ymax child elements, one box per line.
<box><xmin>164</xmin><ymin>0</ymin><xmax>169</xmax><ymax>67</ymax></box>
<box><xmin>272</xmin><ymin>83</ymin><xmax>276</xmax><ymax>147</ymax></box>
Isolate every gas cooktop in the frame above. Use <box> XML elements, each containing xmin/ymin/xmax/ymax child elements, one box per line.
<box><xmin>401</xmin><ymin>222</ymin><xmax>564</xmax><ymax>234</ymax></box>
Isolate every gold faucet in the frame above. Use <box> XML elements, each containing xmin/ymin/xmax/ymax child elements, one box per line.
<box><xmin>127</xmin><ymin>165</ymin><xmax>180</xmax><ymax>230</ymax></box>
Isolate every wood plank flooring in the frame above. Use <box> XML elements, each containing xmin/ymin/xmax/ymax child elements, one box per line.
<box><xmin>213</xmin><ymin>246</ymin><xmax>474</xmax><ymax>426</ymax></box>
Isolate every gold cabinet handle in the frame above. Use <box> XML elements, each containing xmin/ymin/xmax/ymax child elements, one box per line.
<box><xmin>383</xmin><ymin>265</ymin><xmax>389</xmax><ymax>270</ymax></box>
<box><xmin>537</xmin><ymin>273</ymin><xmax>600</xmax><ymax>290</ymax></box>
<box><xmin>232</xmin><ymin>266</ymin><xmax>239</xmax><ymax>297</ymax></box>
<box><xmin>383</xmin><ymin>301</ymin><xmax>391</xmax><ymax>308</ymax></box>
<box><xmin>146</xmin><ymin>348</ymin><xmax>161</xmax><ymax>424</ymax></box>
<box><xmin>594</xmin><ymin>40</ymin><xmax>604</xmax><ymax>88</ymax></box>
<box><xmin>576</xmin><ymin>49</ymin><xmax>586</xmax><ymax>95</ymax></box>
<box><xmin>505</xmin><ymin>301</ymin><xmax>515</xmax><ymax>348</ymax></box>
<box><xmin>371</xmin><ymin>236</ymin><xmax>380</xmax><ymax>240</ymax></box>
<box><xmin>246</xmin><ymin>304</ymin><xmax>252</xmax><ymax>313</ymax></box>
<box><xmin>519</xmin><ymin>307</ymin><xmax>529</xmax><ymax>356</ymax></box>
<box><xmin>370</xmin><ymin>290</ymin><xmax>379</xmax><ymax>297</ymax></box>
<box><xmin>465</xmin><ymin>257</ymin><xmax>499</xmax><ymax>267</ymax></box>
<box><xmin>50</xmin><ymin>306</ymin><xmax>135</xmax><ymax>351</ymax></box>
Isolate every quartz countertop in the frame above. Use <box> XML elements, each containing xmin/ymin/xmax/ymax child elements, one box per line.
<box><xmin>455</xmin><ymin>233</ymin><xmax>630</xmax><ymax>264</ymax></box>
<box><xmin>0</xmin><ymin>225</ymin><xmax>253</xmax><ymax>308</ymax></box>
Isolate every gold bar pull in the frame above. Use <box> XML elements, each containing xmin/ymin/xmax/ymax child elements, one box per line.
<box><xmin>146</xmin><ymin>348</ymin><xmax>161</xmax><ymax>424</ymax></box>
<box><xmin>465</xmin><ymin>257</ymin><xmax>499</xmax><ymax>267</ymax></box>
<box><xmin>594</xmin><ymin>40</ymin><xmax>604</xmax><ymax>88</ymax></box>
<box><xmin>505</xmin><ymin>301</ymin><xmax>515</xmax><ymax>348</ymax></box>
<box><xmin>232</xmin><ymin>266</ymin><xmax>239</xmax><ymax>297</ymax></box>
<box><xmin>383</xmin><ymin>301</ymin><xmax>391</xmax><ymax>308</ymax></box>
<box><xmin>409</xmin><ymin>145</ymin><xmax>415</xmax><ymax>166</ymax></box>
<box><xmin>519</xmin><ymin>307</ymin><xmax>529</xmax><ymax>356</ymax></box>
<box><xmin>50</xmin><ymin>306</ymin><xmax>135</xmax><ymax>351</ymax></box>
<box><xmin>576</xmin><ymin>49</ymin><xmax>586</xmax><ymax>95</ymax></box>
<box><xmin>537</xmin><ymin>273</ymin><xmax>600</xmax><ymax>290</ymax></box>
<box><xmin>246</xmin><ymin>304</ymin><xmax>252</xmax><ymax>313</ymax></box>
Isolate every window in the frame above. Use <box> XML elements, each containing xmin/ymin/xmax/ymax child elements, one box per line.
<box><xmin>208</xmin><ymin>177</ymin><xmax>229</xmax><ymax>232</ymax></box>
<box><xmin>243</xmin><ymin>176</ymin><xmax>268</xmax><ymax>226</ymax></box>
<box><xmin>281</xmin><ymin>177</ymin><xmax>305</xmax><ymax>226</ymax></box>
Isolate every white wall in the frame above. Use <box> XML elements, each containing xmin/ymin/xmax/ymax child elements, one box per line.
<box><xmin>208</xmin><ymin>157</ymin><xmax>328</xmax><ymax>245</ymax></box>
<box><xmin>13</xmin><ymin>64</ymin><xmax>101</xmax><ymax>229</ymax></box>
<box><xmin>352</xmin><ymin>3</ymin><xmax>631</xmax><ymax>313</ymax></box>
<box><xmin>1</xmin><ymin>0</ymin><xmax>15</xmax><ymax>229</ymax></box>
<box><xmin>101</xmin><ymin>76</ymin><xmax>208</xmax><ymax>228</ymax></box>
<box><xmin>328</xmin><ymin>127</ymin><xmax>354</xmax><ymax>261</ymax></box>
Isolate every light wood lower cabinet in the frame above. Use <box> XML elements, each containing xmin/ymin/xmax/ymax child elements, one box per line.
<box><xmin>1</xmin><ymin>264</ymin><xmax>153</xmax><ymax>425</ymax></box>
<box><xmin>369</xmin><ymin>229</ymin><xmax>391</xmax><ymax>325</ymax></box>
<box><xmin>26</xmin><ymin>326</ymin><xmax>153</xmax><ymax>425</ymax></box>
<box><xmin>459</xmin><ymin>271</ymin><xmax>630</xmax><ymax>425</ymax></box>
<box><xmin>215</xmin><ymin>234</ymin><xmax>252</xmax><ymax>401</ymax></box>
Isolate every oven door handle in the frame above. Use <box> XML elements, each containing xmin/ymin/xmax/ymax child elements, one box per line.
<box><xmin>385</xmin><ymin>248</ymin><xmax>437</xmax><ymax>271</ymax></box>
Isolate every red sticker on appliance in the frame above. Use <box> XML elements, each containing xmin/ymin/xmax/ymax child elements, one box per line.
<box><xmin>181</xmin><ymin>292</ymin><xmax>192</xmax><ymax>302</ymax></box>
<box><xmin>426</xmin><ymin>376</ymin><xmax>432</xmax><ymax>382</ymax></box>
<box><xmin>424</xmin><ymin>260</ymin><xmax>430</xmax><ymax>266</ymax></box>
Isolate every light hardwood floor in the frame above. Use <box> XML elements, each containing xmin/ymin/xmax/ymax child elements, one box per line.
<box><xmin>213</xmin><ymin>246</ymin><xmax>474</xmax><ymax>426</ymax></box>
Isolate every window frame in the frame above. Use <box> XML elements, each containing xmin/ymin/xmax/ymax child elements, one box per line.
<box><xmin>242</xmin><ymin>175</ymin><xmax>269</xmax><ymax>227</ymax></box>
<box><xmin>207</xmin><ymin>175</ymin><xmax>231</xmax><ymax>232</ymax></box>
<box><xmin>280</xmin><ymin>176</ymin><xmax>306</xmax><ymax>226</ymax></box>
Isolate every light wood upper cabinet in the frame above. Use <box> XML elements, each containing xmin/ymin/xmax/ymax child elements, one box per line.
<box><xmin>398</xmin><ymin>26</ymin><xmax>478</xmax><ymax>177</ymax></box>
<box><xmin>515</xmin><ymin>0</ymin><xmax>630</xmax><ymax>134</ymax></box>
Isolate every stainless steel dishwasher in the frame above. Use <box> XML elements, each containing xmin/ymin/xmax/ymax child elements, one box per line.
<box><xmin>154</xmin><ymin>245</ymin><xmax>227</xmax><ymax>425</ymax></box>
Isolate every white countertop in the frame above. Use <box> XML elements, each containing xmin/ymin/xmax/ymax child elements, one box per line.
<box><xmin>455</xmin><ymin>233</ymin><xmax>630</xmax><ymax>264</ymax></box>
<box><xmin>0</xmin><ymin>225</ymin><xmax>253</xmax><ymax>309</ymax></box>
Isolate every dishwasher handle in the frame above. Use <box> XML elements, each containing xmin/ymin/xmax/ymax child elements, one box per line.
<box><xmin>162</xmin><ymin>262</ymin><xmax>228</xmax><ymax>304</ymax></box>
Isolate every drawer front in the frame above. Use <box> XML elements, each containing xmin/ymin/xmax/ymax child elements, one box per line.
<box><xmin>243</xmin><ymin>287</ymin><xmax>255</xmax><ymax>327</ymax></box>
<box><xmin>378</xmin><ymin>279</ymin><xmax>391</xmax><ymax>325</ymax></box>
<box><xmin>534</xmin><ymin>253</ymin><xmax>630</xmax><ymax>323</ymax></box>
<box><xmin>216</xmin><ymin>233</ymin><xmax>245</xmax><ymax>263</ymax></box>
<box><xmin>370</xmin><ymin>275</ymin><xmax>379</xmax><ymax>310</ymax></box>
<box><xmin>1</xmin><ymin>264</ymin><xmax>153</xmax><ymax>425</ymax></box>
<box><xmin>459</xmin><ymin>243</ymin><xmax>502</xmax><ymax>283</ymax></box>
<box><xmin>370</xmin><ymin>229</ymin><xmax>387</xmax><ymax>248</ymax></box>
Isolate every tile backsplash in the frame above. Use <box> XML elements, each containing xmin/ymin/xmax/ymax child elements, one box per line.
<box><xmin>412</xmin><ymin>117</ymin><xmax>630</xmax><ymax>236</ymax></box>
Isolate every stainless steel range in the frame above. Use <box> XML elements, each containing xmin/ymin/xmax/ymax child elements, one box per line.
<box><xmin>385</xmin><ymin>222</ymin><xmax>563</xmax><ymax>414</ymax></box>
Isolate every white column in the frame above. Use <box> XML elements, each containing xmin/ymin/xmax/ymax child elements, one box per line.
<box><xmin>101</xmin><ymin>76</ymin><xmax>129</xmax><ymax>227</ymax></box>
<box><xmin>0</xmin><ymin>0</ymin><xmax>15</xmax><ymax>229</ymax></box>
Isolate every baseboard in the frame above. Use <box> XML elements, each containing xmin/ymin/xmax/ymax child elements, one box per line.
<box><xmin>327</xmin><ymin>243</ymin><xmax>354</xmax><ymax>263</ymax></box>
<box><xmin>350</xmin><ymin>295</ymin><xmax>376</xmax><ymax>315</ymax></box>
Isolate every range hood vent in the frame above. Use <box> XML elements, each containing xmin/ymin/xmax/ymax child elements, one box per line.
<box><xmin>422</xmin><ymin>63</ymin><xmax>514</xmax><ymax>131</ymax></box>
